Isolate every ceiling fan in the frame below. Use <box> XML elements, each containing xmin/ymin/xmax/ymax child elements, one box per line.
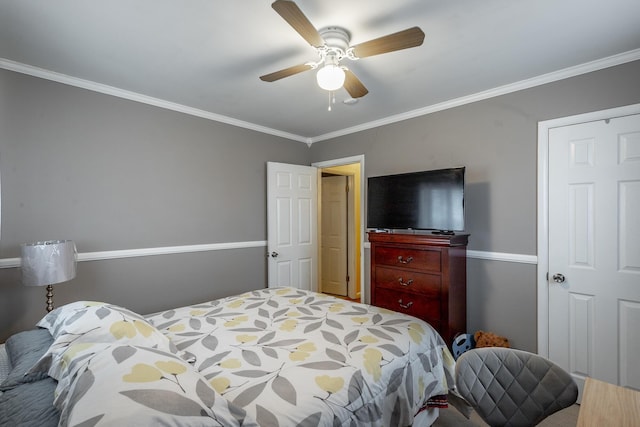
<box><xmin>260</xmin><ymin>0</ymin><xmax>425</xmax><ymax>102</ymax></box>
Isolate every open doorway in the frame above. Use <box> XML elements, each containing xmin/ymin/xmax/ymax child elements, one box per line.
<box><xmin>313</xmin><ymin>156</ymin><xmax>364</xmax><ymax>302</ymax></box>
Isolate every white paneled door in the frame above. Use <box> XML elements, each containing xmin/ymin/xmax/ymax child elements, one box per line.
<box><xmin>267</xmin><ymin>162</ymin><xmax>318</xmax><ymax>291</ymax></box>
<box><xmin>548</xmin><ymin>113</ymin><xmax>640</xmax><ymax>396</ymax></box>
<box><xmin>320</xmin><ymin>175</ymin><xmax>348</xmax><ymax>296</ymax></box>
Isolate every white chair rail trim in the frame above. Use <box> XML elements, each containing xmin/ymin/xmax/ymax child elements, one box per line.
<box><xmin>466</xmin><ymin>250</ymin><xmax>537</xmax><ymax>264</ymax></box>
<box><xmin>0</xmin><ymin>241</ymin><xmax>267</xmax><ymax>269</ymax></box>
<box><xmin>0</xmin><ymin>241</ymin><xmax>536</xmax><ymax>269</ymax></box>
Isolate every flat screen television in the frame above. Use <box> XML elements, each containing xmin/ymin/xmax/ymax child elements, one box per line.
<box><xmin>367</xmin><ymin>166</ymin><xmax>465</xmax><ymax>233</ymax></box>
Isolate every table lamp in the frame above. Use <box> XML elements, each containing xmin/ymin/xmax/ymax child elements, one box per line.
<box><xmin>21</xmin><ymin>240</ymin><xmax>77</xmax><ymax>312</ymax></box>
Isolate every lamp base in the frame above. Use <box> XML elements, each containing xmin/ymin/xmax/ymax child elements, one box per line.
<box><xmin>46</xmin><ymin>284</ymin><xmax>54</xmax><ymax>312</ymax></box>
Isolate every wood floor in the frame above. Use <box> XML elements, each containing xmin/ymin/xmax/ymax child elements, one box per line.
<box><xmin>433</xmin><ymin>404</ymin><xmax>580</xmax><ymax>426</ymax></box>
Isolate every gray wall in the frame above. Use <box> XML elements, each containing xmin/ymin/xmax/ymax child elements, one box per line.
<box><xmin>0</xmin><ymin>69</ymin><xmax>310</xmax><ymax>341</ymax></box>
<box><xmin>310</xmin><ymin>60</ymin><xmax>640</xmax><ymax>351</ymax></box>
<box><xmin>2</xmin><ymin>61</ymin><xmax>639</xmax><ymax>349</ymax></box>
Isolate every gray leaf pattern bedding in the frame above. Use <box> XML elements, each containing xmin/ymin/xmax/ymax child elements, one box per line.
<box><xmin>32</xmin><ymin>300</ymin><xmax>258</xmax><ymax>426</ymax></box>
<box><xmin>145</xmin><ymin>287</ymin><xmax>456</xmax><ymax>426</ymax></box>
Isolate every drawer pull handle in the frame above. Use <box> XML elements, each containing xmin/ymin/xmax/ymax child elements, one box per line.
<box><xmin>398</xmin><ymin>278</ymin><xmax>414</xmax><ymax>286</ymax></box>
<box><xmin>398</xmin><ymin>299</ymin><xmax>413</xmax><ymax>309</ymax></box>
<box><xmin>397</xmin><ymin>256</ymin><xmax>414</xmax><ymax>264</ymax></box>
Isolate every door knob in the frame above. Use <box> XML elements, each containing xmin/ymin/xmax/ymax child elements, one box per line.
<box><xmin>271</xmin><ymin>251</ymin><xmax>279</xmax><ymax>258</ymax></box>
<box><xmin>552</xmin><ymin>273</ymin><xmax>566</xmax><ymax>283</ymax></box>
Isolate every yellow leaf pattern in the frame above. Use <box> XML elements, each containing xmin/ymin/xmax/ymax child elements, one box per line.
<box><xmin>123</xmin><ymin>363</ymin><xmax>163</xmax><ymax>383</ymax></box>
<box><xmin>210</xmin><ymin>377</ymin><xmax>230</xmax><ymax>394</ymax></box>
<box><xmin>363</xmin><ymin>348</ymin><xmax>383</xmax><ymax>381</ymax></box>
<box><xmin>224</xmin><ymin>315</ymin><xmax>249</xmax><ymax>327</ymax></box>
<box><xmin>219</xmin><ymin>358</ymin><xmax>241</xmax><ymax>369</ymax></box>
<box><xmin>155</xmin><ymin>360</ymin><xmax>187</xmax><ymax>375</ymax></box>
<box><xmin>329</xmin><ymin>303</ymin><xmax>344</xmax><ymax>312</ymax></box>
<box><xmin>280</xmin><ymin>319</ymin><xmax>297</xmax><ymax>332</ymax></box>
<box><xmin>235</xmin><ymin>334</ymin><xmax>257</xmax><ymax>343</ymax></box>
<box><xmin>408</xmin><ymin>322</ymin><xmax>424</xmax><ymax>344</ymax></box>
<box><xmin>133</xmin><ymin>320</ymin><xmax>154</xmax><ymax>337</ymax></box>
<box><xmin>227</xmin><ymin>299</ymin><xmax>244</xmax><ymax>308</ymax></box>
<box><xmin>289</xmin><ymin>351</ymin><xmax>310</xmax><ymax>361</ymax></box>
<box><xmin>62</xmin><ymin>343</ymin><xmax>94</xmax><ymax>366</ymax></box>
<box><xmin>315</xmin><ymin>375</ymin><xmax>344</xmax><ymax>394</ymax></box>
<box><xmin>168</xmin><ymin>323</ymin><xmax>185</xmax><ymax>332</ymax></box>
<box><xmin>297</xmin><ymin>342</ymin><xmax>316</xmax><ymax>352</ymax></box>
<box><xmin>110</xmin><ymin>321</ymin><xmax>136</xmax><ymax>339</ymax></box>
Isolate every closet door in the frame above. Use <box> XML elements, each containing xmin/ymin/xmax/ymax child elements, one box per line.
<box><xmin>548</xmin><ymin>113</ymin><xmax>640</xmax><ymax>396</ymax></box>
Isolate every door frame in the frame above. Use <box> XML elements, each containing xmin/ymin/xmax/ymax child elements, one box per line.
<box><xmin>313</xmin><ymin>155</ymin><xmax>365</xmax><ymax>303</ymax></box>
<box><xmin>320</xmin><ymin>174</ymin><xmax>349</xmax><ymax>297</ymax></box>
<box><xmin>536</xmin><ymin>103</ymin><xmax>640</xmax><ymax>357</ymax></box>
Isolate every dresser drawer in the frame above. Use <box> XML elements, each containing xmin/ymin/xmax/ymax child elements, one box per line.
<box><xmin>375</xmin><ymin>266</ymin><xmax>441</xmax><ymax>296</ymax></box>
<box><xmin>374</xmin><ymin>288</ymin><xmax>441</xmax><ymax>321</ymax></box>
<box><xmin>374</xmin><ymin>246</ymin><xmax>441</xmax><ymax>272</ymax></box>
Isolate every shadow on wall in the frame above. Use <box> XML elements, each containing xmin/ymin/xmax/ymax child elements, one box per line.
<box><xmin>0</xmin><ymin>267</ymin><xmax>46</xmax><ymax>339</ymax></box>
<box><xmin>464</xmin><ymin>180</ymin><xmax>538</xmax><ymax>353</ymax></box>
<box><xmin>464</xmin><ymin>180</ymin><xmax>490</xmax><ymax>251</ymax></box>
<box><xmin>466</xmin><ymin>258</ymin><xmax>538</xmax><ymax>353</ymax></box>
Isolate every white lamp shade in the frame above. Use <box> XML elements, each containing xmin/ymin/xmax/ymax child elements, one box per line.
<box><xmin>21</xmin><ymin>240</ymin><xmax>77</xmax><ymax>287</ymax></box>
<box><xmin>316</xmin><ymin>64</ymin><xmax>345</xmax><ymax>91</ymax></box>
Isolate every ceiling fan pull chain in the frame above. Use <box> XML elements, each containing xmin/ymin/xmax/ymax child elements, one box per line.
<box><xmin>328</xmin><ymin>91</ymin><xmax>333</xmax><ymax>111</ymax></box>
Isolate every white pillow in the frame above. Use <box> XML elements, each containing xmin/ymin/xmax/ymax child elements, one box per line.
<box><xmin>32</xmin><ymin>301</ymin><xmax>180</xmax><ymax>380</ymax></box>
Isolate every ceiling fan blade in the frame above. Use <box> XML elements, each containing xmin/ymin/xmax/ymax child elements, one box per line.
<box><xmin>343</xmin><ymin>70</ymin><xmax>368</xmax><ymax>98</ymax></box>
<box><xmin>260</xmin><ymin>63</ymin><xmax>313</xmax><ymax>82</ymax></box>
<box><xmin>272</xmin><ymin>0</ymin><xmax>324</xmax><ymax>48</ymax></box>
<box><xmin>350</xmin><ymin>27</ymin><xmax>425</xmax><ymax>58</ymax></box>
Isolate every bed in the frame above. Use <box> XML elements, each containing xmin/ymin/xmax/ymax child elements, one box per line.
<box><xmin>0</xmin><ymin>287</ymin><xmax>456</xmax><ymax>426</ymax></box>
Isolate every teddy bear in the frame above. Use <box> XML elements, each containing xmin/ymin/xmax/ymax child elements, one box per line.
<box><xmin>473</xmin><ymin>330</ymin><xmax>510</xmax><ymax>348</ymax></box>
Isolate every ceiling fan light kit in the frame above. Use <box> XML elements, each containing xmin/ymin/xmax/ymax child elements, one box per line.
<box><xmin>316</xmin><ymin>58</ymin><xmax>345</xmax><ymax>91</ymax></box>
<box><xmin>261</xmin><ymin>0</ymin><xmax>425</xmax><ymax>107</ymax></box>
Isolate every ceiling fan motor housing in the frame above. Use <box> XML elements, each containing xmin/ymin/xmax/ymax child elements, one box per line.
<box><xmin>319</xmin><ymin>27</ymin><xmax>351</xmax><ymax>59</ymax></box>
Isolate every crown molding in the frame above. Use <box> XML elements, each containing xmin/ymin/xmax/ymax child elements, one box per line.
<box><xmin>0</xmin><ymin>58</ymin><xmax>308</xmax><ymax>144</ymax></box>
<box><xmin>3</xmin><ymin>49</ymin><xmax>639</xmax><ymax>145</ymax></box>
<box><xmin>309</xmin><ymin>49</ymin><xmax>640</xmax><ymax>143</ymax></box>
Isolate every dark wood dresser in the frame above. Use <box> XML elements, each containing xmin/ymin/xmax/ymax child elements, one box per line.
<box><xmin>368</xmin><ymin>231</ymin><xmax>469</xmax><ymax>347</ymax></box>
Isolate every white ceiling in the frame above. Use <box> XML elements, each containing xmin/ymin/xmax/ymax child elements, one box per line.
<box><xmin>1</xmin><ymin>0</ymin><xmax>639</xmax><ymax>143</ymax></box>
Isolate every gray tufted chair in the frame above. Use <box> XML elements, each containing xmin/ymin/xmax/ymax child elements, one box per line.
<box><xmin>454</xmin><ymin>347</ymin><xmax>578</xmax><ymax>427</ymax></box>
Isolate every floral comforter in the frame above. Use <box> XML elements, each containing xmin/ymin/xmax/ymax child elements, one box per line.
<box><xmin>146</xmin><ymin>288</ymin><xmax>456</xmax><ymax>426</ymax></box>
<box><xmin>32</xmin><ymin>288</ymin><xmax>455</xmax><ymax>426</ymax></box>
<box><xmin>33</xmin><ymin>300</ymin><xmax>257</xmax><ymax>426</ymax></box>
